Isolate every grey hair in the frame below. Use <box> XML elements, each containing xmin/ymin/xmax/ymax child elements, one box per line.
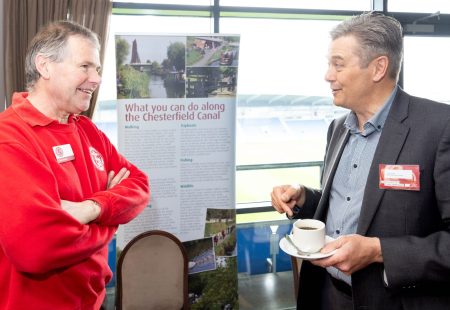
<box><xmin>330</xmin><ymin>12</ymin><xmax>403</xmax><ymax>81</ymax></box>
<box><xmin>25</xmin><ymin>20</ymin><xmax>100</xmax><ymax>91</ymax></box>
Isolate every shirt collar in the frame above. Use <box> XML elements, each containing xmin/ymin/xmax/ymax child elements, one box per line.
<box><xmin>344</xmin><ymin>86</ymin><xmax>398</xmax><ymax>136</ymax></box>
<box><xmin>11</xmin><ymin>92</ymin><xmax>78</xmax><ymax>127</ymax></box>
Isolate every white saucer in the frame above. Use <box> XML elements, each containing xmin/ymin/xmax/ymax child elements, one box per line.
<box><xmin>279</xmin><ymin>235</ymin><xmax>336</xmax><ymax>260</ymax></box>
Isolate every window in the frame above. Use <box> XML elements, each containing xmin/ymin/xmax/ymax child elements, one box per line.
<box><xmin>220</xmin><ymin>0</ymin><xmax>370</xmax><ymax>11</ymax></box>
<box><xmin>403</xmin><ymin>36</ymin><xmax>450</xmax><ymax>104</ymax></box>
<box><xmin>389</xmin><ymin>0</ymin><xmax>450</xmax><ymax>13</ymax></box>
<box><xmin>113</xmin><ymin>0</ymin><xmax>212</xmax><ymax>5</ymax></box>
<box><xmin>220</xmin><ymin>17</ymin><xmax>345</xmax><ymax>204</ymax></box>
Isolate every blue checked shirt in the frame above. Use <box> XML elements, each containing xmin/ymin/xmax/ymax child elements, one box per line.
<box><xmin>326</xmin><ymin>87</ymin><xmax>397</xmax><ymax>285</ymax></box>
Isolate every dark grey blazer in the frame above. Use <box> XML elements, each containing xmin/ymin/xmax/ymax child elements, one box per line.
<box><xmin>295</xmin><ymin>88</ymin><xmax>450</xmax><ymax>309</ymax></box>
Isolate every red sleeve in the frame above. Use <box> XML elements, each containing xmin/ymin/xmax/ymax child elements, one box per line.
<box><xmin>84</xmin><ymin>125</ymin><xmax>150</xmax><ymax>226</ymax></box>
<box><xmin>0</xmin><ymin>143</ymin><xmax>115</xmax><ymax>274</ymax></box>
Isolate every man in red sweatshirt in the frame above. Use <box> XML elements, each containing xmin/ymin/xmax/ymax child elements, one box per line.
<box><xmin>0</xmin><ymin>20</ymin><xmax>150</xmax><ymax>309</ymax></box>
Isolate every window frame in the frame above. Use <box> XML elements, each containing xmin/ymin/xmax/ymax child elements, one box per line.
<box><xmin>107</xmin><ymin>1</ymin><xmax>450</xmax><ymax>214</ymax></box>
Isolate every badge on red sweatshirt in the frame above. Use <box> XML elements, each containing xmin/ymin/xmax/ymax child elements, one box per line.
<box><xmin>89</xmin><ymin>146</ymin><xmax>105</xmax><ymax>171</ymax></box>
<box><xmin>379</xmin><ymin>164</ymin><xmax>420</xmax><ymax>191</ymax></box>
<box><xmin>53</xmin><ymin>144</ymin><xmax>75</xmax><ymax>163</ymax></box>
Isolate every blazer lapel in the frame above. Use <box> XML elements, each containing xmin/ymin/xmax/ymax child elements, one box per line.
<box><xmin>316</xmin><ymin>119</ymin><xmax>349</xmax><ymax>219</ymax></box>
<box><xmin>357</xmin><ymin>89</ymin><xmax>410</xmax><ymax>235</ymax></box>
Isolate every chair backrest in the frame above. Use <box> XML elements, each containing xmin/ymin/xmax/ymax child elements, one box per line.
<box><xmin>116</xmin><ymin>230</ymin><xmax>189</xmax><ymax>310</ymax></box>
<box><xmin>291</xmin><ymin>256</ymin><xmax>303</xmax><ymax>302</ymax></box>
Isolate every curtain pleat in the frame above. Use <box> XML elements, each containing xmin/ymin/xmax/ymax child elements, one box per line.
<box><xmin>3</xmin><ymin>0</ymin><xmax>112</xmax><ymax>119</ymax></box>
<box><xmin>3</xmin><ymin>0</ymin><xmax>69</xmax><ymax>107</ymax></box>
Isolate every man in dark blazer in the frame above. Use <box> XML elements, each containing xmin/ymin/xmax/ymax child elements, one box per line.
<box><xmin>271</xmin><ymin>12</ymin><xmax>450</xmax><ymax>310</ymax></box>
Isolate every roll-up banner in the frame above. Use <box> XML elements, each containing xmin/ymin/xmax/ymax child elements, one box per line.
<box><xmin>115</xmin><ymin>34</ymin><xmax>239</xmax><ymax>309</ymax></box>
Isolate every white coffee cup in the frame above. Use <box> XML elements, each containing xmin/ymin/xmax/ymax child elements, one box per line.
<box><xmin>292</xmin><ymin>219</ymin><xmax>325</xmax><ymax>253</ymax></box>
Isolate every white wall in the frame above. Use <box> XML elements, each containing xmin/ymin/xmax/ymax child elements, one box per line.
<box><xmin>0</xmin><ymin>0</ymin><xmax>5</xmax><ymax>111</ymax></box>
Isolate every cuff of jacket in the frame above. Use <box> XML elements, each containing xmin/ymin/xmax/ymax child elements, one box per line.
<box><xmin>286</xmin><ymin>186</ymin><xmax>316</xmax><ymax>220</ymax></box>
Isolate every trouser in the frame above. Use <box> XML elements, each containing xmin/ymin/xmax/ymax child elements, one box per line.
<box><xmin>321</xmin><ymin>272</ymin><xmax>354</xmax><ymax>310</ymax></box>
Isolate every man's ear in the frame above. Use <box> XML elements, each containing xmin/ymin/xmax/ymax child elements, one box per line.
<box><xmin>372</xmin><ymin>55</ymin><xmax>389</xmax><ymax>82</ymax></box>
<box><xmin>35</xmin><ymin>54</ymin><xmax>51</xmax><ymax>80</ymax></box>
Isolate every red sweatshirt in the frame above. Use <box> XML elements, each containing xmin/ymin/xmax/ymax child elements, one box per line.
<box><xmin>0</xmin><ymin>93</ymin><xmax>150</xmax><ymax>310</ymax></box>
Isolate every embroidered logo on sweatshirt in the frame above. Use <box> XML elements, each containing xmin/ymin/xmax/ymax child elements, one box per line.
<box><xmin>89</xmin><ymin>147</ymin><xmax>105</xmax><ymax>171</ymax></box>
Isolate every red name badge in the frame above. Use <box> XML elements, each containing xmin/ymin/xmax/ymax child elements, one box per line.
<box><xmin>379</xmin><ymin>164</ymin><xmax>420</xmax><ymax>191</ymax></box>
